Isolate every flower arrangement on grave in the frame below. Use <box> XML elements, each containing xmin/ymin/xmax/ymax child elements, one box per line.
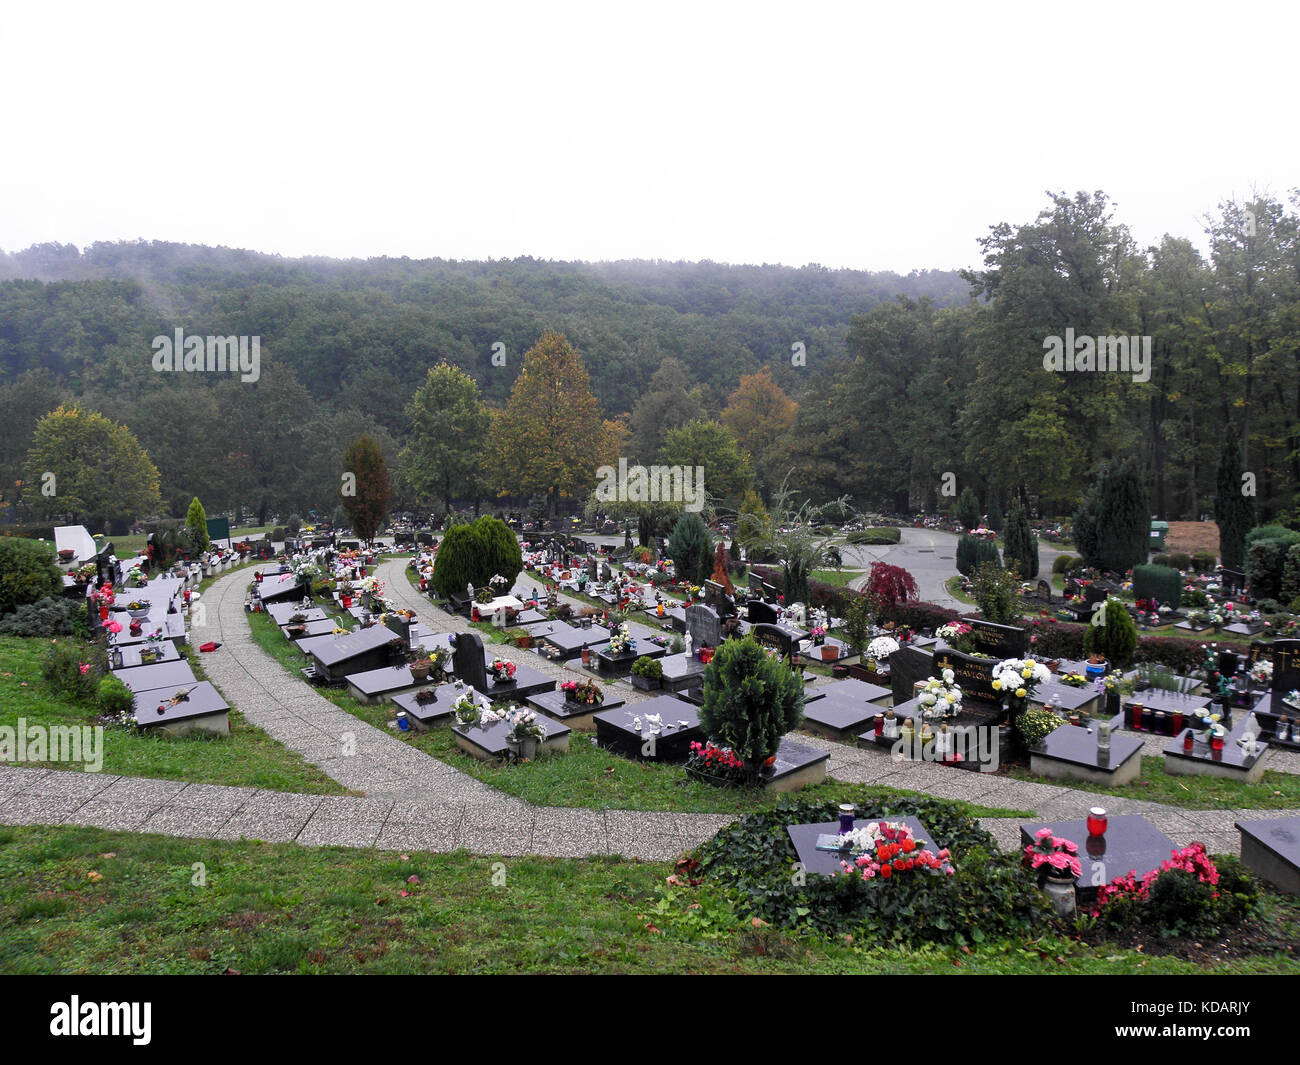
<box><xmin>1284</xmin><ymin>689</ymin><xmax>1300</xmax><ymax>712</ymax></box>
<box><xmin>935</xmin><ymin>621</ymin><xmax>973</xmax><ymax>653</ymax></box>
<box><xmin>685</xmin><ymin>741</ymin><xmax>748</xmax><ymax>787</ymax></box>
<box><xmin>1250</xmin><ymin>659</ymin><xmax>1273</xmax><ymax>686</ymax></box>
<box><xmin>128</xmin><ymin>566</ymin><xmax>146</xmax><ymax>587</ymax></box>
<box><xmin>865</xmin><ymin>635</ymin><xmax>899</xmax><ymax>662</ymax></box>
<box><xmin>836</xmin><ymin>821</ymin><xmax>955</xmax><ymax>881</ymax></box>
<box><xmin>1058</xmin><ymin>671</ymin><xmax>1089</xmax><ymax>688</ymax></box>
<box><xmin>475</xmin><ymin>586</ymin><xmax>495</xmax><ymax>605</ymax></box>
<box><xmin>452</xmin><ymin>694</ymin><xmax>483</xmax><ymax>726</ymax></box>
<box><xmin>608</xmin><ymin>623</ymin><xmax>635</xmax><ymax>655</ymax></box>
<box><xmin>489</xmin><ymin>657</ymin><xmax>517</xmax><ymax>684</ymax></box>
<box><xmin>992</xmin><ymin>657</ymin><xmax>1050</xmax><ymax>714</ymax></box>
<box><xmin>414</xmin><ymin>689</ymin><xmax>438</xmax><ymax>705</ymax></box>
<box><xmin>503</xmin><ymin>707</ymin><xmax>547</xmax><ymax>743</ymax></box>
<box><xmin>1090</xmin><ymin>842</ymin><xmax>1220</xmax><ymax>918</ymax></box>
<box><xmin>562</xmin><ymin>678</ymin><xmax>604</xmax><ymax>705</ymax></box>
<box><xmin>75</xmin><ymin>562</ymin><xmax>97</xmax><ymax>584</ymax></box>
<box><xmin>1206</xmin><ymin>607</ymin><xmax>1226</xmax><ymax>628</ymax></box>
<box><xmin>810</xmin><ymin>624</ymin><xmax>827</xmax><ymax>645</ymax></box>
<box><xmin>1014</xmin><ymin>707</ymin><xmax>1063</xmax><ymax>746</ymax></box>
<box><xmin>1023</xmin><ymin>828</ymin><xmax>1082</xmax><ymax>882</ymax></box>
<box><xmin>917</xmin><ymin>669</ymin><xmax>963</xmax><ymax>719</ymax></box>
<box><xmin>1102</xmin><ymin>670</ymin><xmax>1134</xmax><ymax>696</ymax></box>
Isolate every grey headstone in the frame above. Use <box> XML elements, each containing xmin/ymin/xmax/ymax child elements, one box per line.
<box><xmin>686</xmin><ymin>604</ymin><xmax>723</xmax><ymax>650</ymax></box>
<box><xmin>1035</xmin><ymin>579</ymin><xmax>1052</xmax><ymax>602</ymax></box>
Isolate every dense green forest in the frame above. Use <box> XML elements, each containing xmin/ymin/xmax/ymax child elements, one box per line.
<box><xmin>1</xmin><ymin>188</ymin><xmax>1297</xmax><ymax>527</ymax></box>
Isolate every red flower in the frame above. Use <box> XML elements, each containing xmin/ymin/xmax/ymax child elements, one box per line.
<box><xmin>880</xmin><ymin>865</ymin><xmax>892</xmax><ymax>879</ymax></box>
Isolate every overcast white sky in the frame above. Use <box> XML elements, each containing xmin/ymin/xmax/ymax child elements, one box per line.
<box><xmin>1</xmin><ymin>1</ymin><xmax>1294</xmax><ymax>272</ymax></box>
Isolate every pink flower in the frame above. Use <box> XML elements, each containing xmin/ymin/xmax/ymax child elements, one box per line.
<box><xmin>1034</xmin><ymin>827</ymin><xmax>1053</xmax><ymax>840</ymax></box>
<box><xmin>79</xmin><ymin>663</ymin><xmax>90</xmax><ymax>675</ymax></box>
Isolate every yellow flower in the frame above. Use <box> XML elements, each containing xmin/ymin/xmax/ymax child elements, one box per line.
<box><xmin>1022</xmin><ymin>667</ymin><xmax>1033</xmax><ymax>679</ymax></box>
<box><xmin>1015</xmin><ymin>688</ymin><xmax>1027</xmax><ymax>698</ymax></box>
<box><xmin>992</xmin><ymin>680</ymin><xmax>1002</xmax><ymax>691</ymax></box>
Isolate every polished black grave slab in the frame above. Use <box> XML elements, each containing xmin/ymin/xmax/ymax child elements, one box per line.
<box><xmin>801</xmin><ymin>678</ymin><xmax>893</xmax><ymax>740</ymax></box>
<box><xmin>1030</xmin><ymin>722</ymin><xmax>1144</xmax><ymax>785</ymax></box>
<box><xmin>1235</xmin><ymin>817</ymin><xmax>1300</xmax><ymax>895</ymax></box>
<box><xmin>593</xmin><ymin>695</ymin><xmax>699</xmax><ymax>761</ymax></box>
<box><xmin>110</xmin><ymin>642</ymin><xmax>181</xmax><ymax>669</ymax></box>
<box><xmin>130</xmin><ymin>680</ymin><xmax>229</xmax><ymax>728</ymax></box>
<box><xmin>452</xmin><ymin>710</ymin><xmax>570</xmax><ymax>760</ymax></box>
<box><xmin>1019</xmin><ymin>815</ymin><xmax>1176</xmax><ymax>906</ymax></box>
<box><xmin>787</xmin><ymin>815</ymin><xmax>935</xmax><ymax>878</ymax></box>
<box><xmin>526</xmin><ymin>687</ymin><xmax>625</xmax><ymax>724</ymax></box>
<box><xmin>111</xmin><ymin>659</ymin><xmax>198</xmax><ymax>693</ymax></box>
<box><xmin>393</xmin><ymin>682</ymin><xmax>485</xmax><ymax>727</ymax></box>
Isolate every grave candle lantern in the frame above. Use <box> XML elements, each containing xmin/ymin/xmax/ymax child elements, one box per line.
<box><xmin>1129</xmin><ymin>701</ymin><xmax>1144</xmax><ymax>730</ymax></box>
<box><xmin>838</xmin><ymin>804</ymin><xmax>855</xmax><ymax>835</ymax></box>
<box><xmin>1086</xmin><ymin>807</ymin><xmax>1107</xmax><ymax>837</ymax></box>
<box><xmin>1183</xmin><ymin>729</ymin><xmax>1194</xmax><ymax>751</ymax></box>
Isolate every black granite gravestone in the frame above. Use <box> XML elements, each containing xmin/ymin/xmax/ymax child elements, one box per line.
<box><xmin>600</xmin><ymin>561</ymin><xmax>613</xmax><ymax>583</ymax></box>
<box><xmin>587</xmin><ymin>558</ymin><xmax>598</xmax><ymax>582</ymax></box>
<box><xmin>961</xmin><ymin>617</ymin><xmax>1027</xmax><ymax>659</ymax></box>
<box><xmin>1221</xmin><ymin>569</ymin><xmax>1247</xmax><ymax>596</ymax></box>
<box><xmin>888</xmin><ymin>645</ymin><xmax>935</xmax><ymax>703</ymax></box>
<box><xmin>686</xmin><ymin>604</ymin><xmax>723</xmax><ymax>649</ymax></box>
<box><xmin>452</xmin><ymin>630</ymin><xmax>488</xmax><ymax>692</ymax></box>
<box><xmin>1270</xmin><ymin>640</ymin><xmax>1300</xmax><ymax>696</ymax></box>
<box><xmin>747</xmin><ymin>600</ymin><xmax>779</xmax><ymax>625</ymax></box>
<box><xmin>931</xmin><ymin>648</ymin><xmax>999</xmax><ymax>703</ymax></box>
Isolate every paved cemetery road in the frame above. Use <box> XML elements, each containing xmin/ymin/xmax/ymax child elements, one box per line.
<box><xmin>844</xmin><ymin>529</ymin><xmax>1064</xmax><ymax>608</ymax></box>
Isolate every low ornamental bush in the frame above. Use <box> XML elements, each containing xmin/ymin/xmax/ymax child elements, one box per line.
<box><xmin>1091</xmin><ymin>843</ymin><xmax>1256</xmax><ymax>939</ymax></box>
<box><xmin>0</xmin><ymin>596</ymin><xmax>78</xmax><ymax>636</ymax></box>
<box><xmin>694</xmin><ymin>796</ymin><xmax>1050</xmax><ymax>946</ymax></box>
<box><xmin>96</xmin><ymin>673</ymin><xmax>134</xmax><ymax>718</ymax></box>
<box><xmin>845</xmin><ymin>527</ymin><xmax>901</xmax><ymax>546</ymax></box>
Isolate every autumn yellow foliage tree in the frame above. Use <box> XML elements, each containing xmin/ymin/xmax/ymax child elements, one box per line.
<box><xmin>721</xmin><ymin>368</ymin><xmax>797</xmax><ymax>490</ymax></box>
<box><xmin>490</xmin><ymin>331</ymin><xmax>617</xmax><ymax>515</ymax></box>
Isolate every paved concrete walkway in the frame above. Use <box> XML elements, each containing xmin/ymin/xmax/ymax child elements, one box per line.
<box><xmin>1</xmin><ymin>558</ymin><xmax>1290</xmax><ymax>863</ymax></box>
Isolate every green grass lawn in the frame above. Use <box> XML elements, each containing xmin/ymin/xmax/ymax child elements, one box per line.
<box><xmin>246</xmin><ymin>606</ymin><xmax>1026</xmax><ymax>819</ymax></box>
<box><xmin>1</xmin><ymin>823</ymin><xmax>1294</xmax><ymax>974</ymax></box>
<box><xmin>1010</xmin><ymin>754</ymin><xmax>1300</xmax><ymax>810</ymax></box>
<box><xmin>946</xmin><ymin>575</ymin><xmax>977</xmax><ymax>606</ymax></box>
<box><xmin>811</xmin><ymin>569</ymin><xmax>865</xmax><ymax>588</ymax></box>
<box><xmin>0</xmin><ymin>629</ymin><xmax>345</xmax><ymax>794</ymax></box>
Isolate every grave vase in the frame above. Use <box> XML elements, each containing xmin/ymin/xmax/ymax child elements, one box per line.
<box><xmin>1042</xmin><ymin>869</ymin><xmax>1077</xmax><ymax>917</ymax></box>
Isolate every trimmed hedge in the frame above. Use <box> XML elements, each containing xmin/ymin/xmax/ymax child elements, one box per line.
<box><xmin>1052</xmin><ymin>554</ymin><xmax>1080</xmax><ymax>574</ymax></box>
<box><xmin>694</xmin><ymin>795</ymin><xmax>1049</xmax><ymax>946</ymax></box>
<box><xmin>879</xmin><ymin>599</ymin><xmax>962</xmax><ymax>633</ymax></box>
<box><xmin>845</xmin><ymin>527</ymin><xmax>901</xmax><ymax>546</ymax></box>
<box><xmin>1133</xmin><ymin>564</ymin><xmax>1182</xmax><ymax>607</ymax></box>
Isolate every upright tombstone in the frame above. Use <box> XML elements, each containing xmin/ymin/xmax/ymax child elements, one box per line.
<box><xmin>451</xmin><ymin>630</ymin><xmax>489</xmax><ymax>693</ymax></box>
<box><xmin>751</xmin><ymin>622</ymin><xmax>795</xmax><ymax>663</ymax></box>
<box><xmin>932</xmin><ymin>648</ymin><xmax>999</xmax><ymax>704</ymax></box>
<box><xmin>747</xmin><ymin>599</ymin><xmax>779</xmax><ymax>625</ymax></box>
<box><xmin>703</xmin><ymin>578</ymin><xmax>736</xmax><ymax>618</ymax></box>
<box><xmin>1221</xmin><ymin>569</ymin><xmax>1247</xmax><ymax>597</ymax></box>
<box><xmin>685</xmin><ymin>603</ymin><xmax>723</xmax><ymax>651</ymax></box>
<box><xmin>889</xmin><ymin>645</ymin><xmax>936</xmax><ymax>704</ymax></box>
<box><xmin>1270</xmin><ymin>640</ymin><xmax>1300</xmax><ymax>696</ymax></box>
<box><xmin>600</xmin><ymin>561</ymin><xmax>613</xmax><ymax>583</ymax></box>
<box><xmin>961</xmin><ymin>617</ymin><xmax>1027</xmax><ymax>659</ymax></box>
<box><xmin>1035</xmin><ymin>579</ymin><xmax>1053</xmax><ymax>603</ymax></box>
<box><xmin>587</xmin><ymin>557</ymin><xmax>599</xmax><ymax>583</ymax></box>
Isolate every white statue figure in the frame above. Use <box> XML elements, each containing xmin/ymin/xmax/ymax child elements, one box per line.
<box><xmin>684</xmin><ymin>630</ymin><xmax>693</xmax><ymax>658</ymax></box>
<box><xmin>467</xmin><ymin>582</ymin><xmax>474</xmax><ymax>599</ymax></box>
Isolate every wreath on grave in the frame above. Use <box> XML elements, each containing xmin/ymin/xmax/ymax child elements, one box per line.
<box><xmin>489</xmin><ymin>657</ymin><xmax>517</xmax><ymax>684</ymax></box>
<box><xmin>562</xmin><ymin>678</ymin><xmax>604</xmax><ymax>705</ymax></box>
